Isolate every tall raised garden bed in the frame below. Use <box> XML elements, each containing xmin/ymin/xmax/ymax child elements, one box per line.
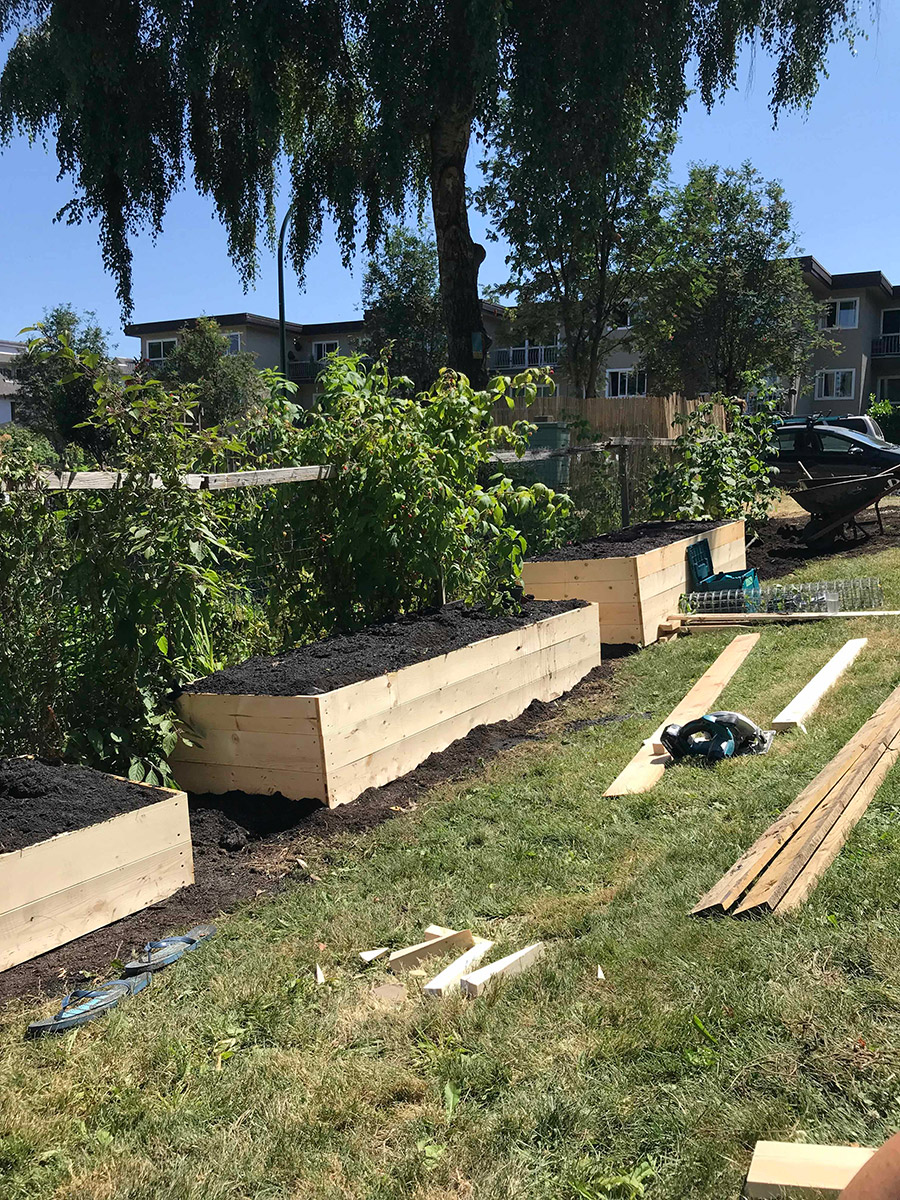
<box><xmin>0</xmin><ymin>760</ymin><xmax>193</xmax><ymax>973</ymax></box>
<box><xmin>522</xmin><ymin>520</ymin><xmax>746</xmax><ymax>646</ymax></box>
<box><xmin>171</xmin><ymin>600</ymin><xmax>600</xmax><ymax>808</ymax></box>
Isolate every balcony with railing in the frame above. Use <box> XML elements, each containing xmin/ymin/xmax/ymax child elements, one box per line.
<box><xmin>488</xmin><ymin>344</ymin><xmax>560</xmax><ymax>371</ymax></box>
<box><xmin>872</xmin><ymin>334</ymin><xmax>900</xmax><ymax>357</ymax></box>
<box><xmin>287</xmin><ymin>360</ymin><xmax>321</xmax><ymax>383</ymax></box>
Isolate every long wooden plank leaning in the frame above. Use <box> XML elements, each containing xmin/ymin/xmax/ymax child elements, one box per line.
<box><xmin>693</xmin><ymin>682</ymin><xmax>900</xmax><ymax>917</ymax></box>
<box><xmin>0</xmin><ymin>784</ymin><xmax>193</xmax><ymax>972</ymax></box>
<box><xmin>171</xmin><ymin>605</ymin><xmax>600</xmax><ymax>808</ymax></box>
<box><xmin>771</xmin><ymin>638</ymin><xmax>867</xmax><ymax>732</ymax></box>
<box><xmin>744</xmin><ymin>1140</ymin><xmax>874</xmax><ymax>1198</ymax></box>
<box><xmin>604</xmin><ymin>633</ymin><xmax>760</xmax><ymax>797</ymax></box>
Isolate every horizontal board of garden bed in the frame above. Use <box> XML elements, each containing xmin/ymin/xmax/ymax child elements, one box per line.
<box><xmin>180</xmin><ymin>599</ymin><xmax>587</xmax><ymax>696</ymax></box>
<box><xmin>522</xmin><ymin>520</ymin><xmax>746</xmax><ymax>646</ymax></box>
<box><xmin>171</xmin><ymin>601</ymin><xmax>600</xmax><ymax>808</ymax></box>
<box><xmin>0</xmin><ymin>759</ymin><xmax>193</xmax><ymax>972</ymax></box>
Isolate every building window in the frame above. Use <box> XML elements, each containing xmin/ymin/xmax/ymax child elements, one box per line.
<box><xmin>815</xmin><ymin>368</ymin><xmax>855</xmax><ymax>400</ymax></box>
<box><xmin>877</xmin><ymin>377</ymin><xmax>900</xmax><ymax>405</ymax></box>
<box><xmin>882</xmin><ymin>310</ymin><xmax>900</xmax><ymax>336</ymax></box>
<box><xmin>313</xmin><ymin>341</ymin><xmax>339</xmax><ymax>361</ymax></box>
<box><xmin>225</xmin><ymin>332</ymin><xmax>242</xmax><ymax>355</ymax></box>
<box><xmin>607</xmin><ymin>368</ymin><xmax>647</xmax><ymax>397</ymax></box>
<box><xmin>612</xmin><ymin>304</ymin><xmax>631</xmax><ymax>329</ymax></box>
<box><xmin>146</xmin><ymin>338</ymin><xmax>177</xmax><ymax>367</ymax></box>
<box><xmin>820</xmin><ymin>298</ymin><xmax>859</xmax><ymax>330</ymax></box>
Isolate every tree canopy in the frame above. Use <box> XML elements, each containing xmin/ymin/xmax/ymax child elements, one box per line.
<box><xmin>159</xmin><ymin>317</ymin><xmax>266</xmax><ymax>424</ymax></box>
<box><xmin>0</xmin><ymin>0</ymin><xmax>861</xmax><ymax>383</ymax></box>
<box><xmin>361</xmin><ymin>226</ymin><xmax>447</xmax><ymax>392</ymax></box>
<box><xmin>632</xmin><ymin>162</ymin><xmax>830</xmax><ymax>398</ymax></box>
<box><xmin>478</xmin><ymin>99</ymin><xmax>676</xmax><ymax>399</ymax></box>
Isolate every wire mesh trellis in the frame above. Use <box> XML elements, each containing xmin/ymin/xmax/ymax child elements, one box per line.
<box><xmin>679</xmin><ymin>578</ymin><xmax>885</xmax><ymax>615</ymax></box>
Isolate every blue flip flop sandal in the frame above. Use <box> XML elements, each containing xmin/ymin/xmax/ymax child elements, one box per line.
<box><xmin>122</xmin><ymin>924</ymin><xmax>216</xmax><ymax>976</ymax></box>
<box><xmin>26</xmin><ymin>972</ymin><xmax>152</xmax><ymax>1039</ymax></box>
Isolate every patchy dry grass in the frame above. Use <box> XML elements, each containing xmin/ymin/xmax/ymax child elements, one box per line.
<box><xmin>4</xmin><ymin>549</ymin><xmax>900</xmax><ymax>1198</ymax></box>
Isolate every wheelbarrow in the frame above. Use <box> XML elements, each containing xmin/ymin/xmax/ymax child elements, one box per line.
<box><xmin>791</xmin><ymin>465</ymin><xmax>900</xmax><ymax>545</ymax></box>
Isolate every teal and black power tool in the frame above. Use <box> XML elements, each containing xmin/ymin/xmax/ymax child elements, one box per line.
<box><xmin>659</xmin><ymin>711</ymin><xmax>773</xmax><ymax>764</ymax></box>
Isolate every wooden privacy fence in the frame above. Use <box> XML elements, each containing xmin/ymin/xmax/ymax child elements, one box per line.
<box><xmin>493</xmin><ymin>394</ymin><xmax>726</xmax><ymax>440</ymax></box>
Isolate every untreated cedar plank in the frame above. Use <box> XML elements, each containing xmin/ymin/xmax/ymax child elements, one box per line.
<box><xmin>326</xmin><ymin>628</ymin><xmax>598</xmax><ymax>768</ymax></box>
<box><xmin>423</xmin><ymin>939</ymin><xmax>494</xmax><ymax>997</ymax></box>
<box><xmin>170</xmin><ymin>728</ymin><xmax>324</xmax><ymax>771</ymax></box>
<box><xmin>460</xmin><ymin>942</ymin><xmax>545</xmax><ymax>997</ymax></box>
<box><xmin>635</xmin><ymin>522</ymin><xmax>744</xmax><ymax>578</ymax></box>
<box><xmin>675</xmin><ymin>611</ymin><xmax>900</xmax><ymax>624</ymax></box>
<box><xmin>692</xmin><ymin>684</ymin><xmax>900</xmax><ymax>914</ymax></box>
<box><xmin>771</xmin><ymin>639</ymin><xmax>867</xmax><ymax>732</ymax></box>
<box><xmin>599</xmin><ymin>622</ymin><xmax>645</xmax><ymax>644</ymax></box>
<box><xmin>522</xmin><ymin>557</ymin><xmax>639</xmax><ymax>585</ymax></box>
<box><xmin>169</xmin><ymin>759</ymin><xmax>327</xmax><ymax>802</ymax></box>
<box><xmin>774</xmin><ymin>735</ymin><xmax>900</xmax><ymax>913</ymax></box>
<box><xmin>744</xmin><ymin>1139</ymin><xmax>874</xmax><ymax>1198</ymax></box>
<box><xmin>325</xmin><ymin>652</ymin><xmax>598</xmax><ymax>806</ymax></box>
<box><xmin>0</xmin><ymin>843</ymin><xmax>193</xmax><ymax>973</ymax></box>
<box><xmin>388</xmin><ymin>929</ymin><xmax>474</xmax><ymax>971</ymax></box>
<box><xmin>319</xmin><ymin>606</ymin><xmax>596</xmax><ymax>732</ymax></box>
<box><xmin>0</xmin><ymin>794</ymin><xmax>189</xmax><ymax>912</ymax></box>
<box><xmin>515</xmin><ymin>581</ymin><xmax>639</xmax><ymax>605</ymax></box>
<box><xmin>178</xmin><ymin>692</ymin><xmax>320</xmax><ymax>723</ymax></box>
<box><xmin>604</xmin><ymin>633</ymin><xmax>759</xmax><ymax>797</ymax></box>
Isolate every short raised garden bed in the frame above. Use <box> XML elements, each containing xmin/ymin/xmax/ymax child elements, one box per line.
<box><xmin>522</xmin><ymin>519</ymin><xmax>746</xmax><ymax>646</ymax></box>
<box><xmin>0</xmin><ymin>759</ymin><xmax>193</xmax><ymax>973</ymax></box>
<box><xmin>170</xmin><ymin>599</ymin><xmax>600</xmax><ymax>808</ymax></box>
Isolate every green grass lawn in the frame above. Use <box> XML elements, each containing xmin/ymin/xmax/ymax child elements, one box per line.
<box><xmin>5</xmin><ymin>545</ymin><xmax>900</xmax><ymax>1199</ymax></box>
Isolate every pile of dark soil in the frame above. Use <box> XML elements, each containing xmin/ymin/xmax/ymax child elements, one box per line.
<box><xmin>182</xmin><ymin>598</ymin><xmax>585</xmax><ymax>697</ymax></box>
<box><xmin>529</xmin><ymin>520</ymin><xmax>725</xmax><ymax>562</ymax></box>
<box><xmin>0</xmin><ymin>663</ymin><xmax>614</xmax><ymax>1006</ymax></box>
<box><xmin>747</xmin><ymin>509</ymin><xmax>900</xmax><ymax>581</ymax></box>
<box><xmin>0</xmin><ymin>758</ymin><xmax>168</xmax><ymax>854</ymax></box>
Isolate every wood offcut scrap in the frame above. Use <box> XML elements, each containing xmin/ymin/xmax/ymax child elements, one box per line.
<box><xmin>604</xmin><ymin>633</ymin><xmax>759</xmax><ymax>796</ymax></box>
<box><xmin>771</xmin><ymin>638</ymin><xmax>867</xmax><ymax>733</ymax></box>
<box><xmin>693</xmin><ymin>681</ymin><xmax>900</xmax><ymax>917</ymax></box>
<box><xmin>744</xmin><ymin>1140</ymin><xmax>874</xmax><ymax>1198</ymax></box>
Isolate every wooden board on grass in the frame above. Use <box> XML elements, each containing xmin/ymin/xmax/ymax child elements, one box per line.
<box><xmin>771</xmin><ymin>638</ymin><xmax>867</xmax><ymax>732</ymax></box>
<box><xmin>604</xmin><ymin>633</ymin><xmax>760</xmax><ymax>797</ymax></box>
<box><xmin>423</xmin><ymin>939</ymin><xmax>494</xmax><ymax>997</ymax></box>
<box><xmin>388</xmin><ymin>929</ymin><xmax>475</xmax><ymax>971</ymax></box>
<box><xmin>460</xmin><ymin>942</ymin><xmax>545</xmax><ymax>997</ymax></box>
<box><xmin>744</xmin><ymin>1140</ymin><xmax>873</xmax><ymax>1198</ymax></box>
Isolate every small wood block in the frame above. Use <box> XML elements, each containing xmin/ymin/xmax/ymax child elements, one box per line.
<box><xmin>388</xmin><ymin>929</ymin><xmax>475</xmax><ymax>971</ymax></box>
<box><xmin>314</xmin><ymin>964</ymin><xmax>325</xmax><ymax>984</ymax></box>
<box><xmin>359</xmin><ymin>947</ymin><xmax>388</xmax><ymax>963</ymax></box>
<box><xmin>460</xmin><ymin>942</ymin><xmax>545</xmax><ymax>997</ymax></box>
<box><xmin>744</xmin><ymin>1139</ymin><xmax>873</xmax><ymax>1197</ymax></box>
<box><xmin>423</xmin><ymin>939</ymin><xmax>495</xmax><ymax>998</ymax></box>
<box><xmin>423</xmin><ymin>924</ymin><xmax>456</xmax><ymax>940</ymax></box>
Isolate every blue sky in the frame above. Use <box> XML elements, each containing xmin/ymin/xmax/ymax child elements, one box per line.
<box><xmin>0</xmin><ymin>9</ymin><xmax>897</xmax><ymax>355</ymax></box>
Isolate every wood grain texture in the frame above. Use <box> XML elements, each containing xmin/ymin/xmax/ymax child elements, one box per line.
<box><xmin>604</xmin><ymin>633</ymin><xmax>760</xmax><ymax>797</ymax></box>
<box><xmin>0</xmin><ymin>794</ymin><xmax>193</xmax><ymax>973</ymax></box>
<box><xmin>460</xmin><ymin>942</ymin><xmax>545</xmax><ymax>997</ymax></box>
<box><xmin>771</xmin><ymin>639</ymin><xmax>868</xmax><ymax>732</ymax></box>
<box><xmin>744</xmin><ymin>1140</ymin><xmax>873</xmax><ymax>1198</ymax></box>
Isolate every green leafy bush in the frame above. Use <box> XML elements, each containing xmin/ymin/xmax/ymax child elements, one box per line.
<box><xmin>648</xmin><ymin>393</ymin><xmax>780</xmax><ymax>531</ymax></box>
<box><xmin>867</xmin><ymin>394</ymin><xmax>900</xmax><ymax>444</ymax></box>
<box><xmin>0</xmin><ymin>344</ymin><xmax>570</xmax><ymax>778</ymax></box>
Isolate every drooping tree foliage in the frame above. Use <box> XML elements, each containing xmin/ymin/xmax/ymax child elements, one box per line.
<box><xmin>0</xmin><ymin>0</ymin><xmax>860</xmax><ymax>383</ymax></box>
<box><xmin>361</xmin><ymin>226</ymin><xmax>447</xmax><ymax>392</ymax></box>
<box><xmin>632</xmin><ymin>163</ymin><xmax>831</xmax><ymax>397</ymax></box>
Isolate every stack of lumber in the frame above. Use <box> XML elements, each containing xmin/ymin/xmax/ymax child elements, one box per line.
<box><xmin>693</xmin><ymin>681</ymin><xmax>900</xmax><ymax>917</ymax></box>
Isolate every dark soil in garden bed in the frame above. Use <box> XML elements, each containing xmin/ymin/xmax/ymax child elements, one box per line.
<box><xmin>182</xmin><ymin>599</ymin><xmax>586</xmax><ymax>697</ymax></box>
<box><xmin>529</xmin><ymin>520</ymin><xmax>726</xmax><ymax>562</ymax></box>
<box><xmin>0</xmin><ymin>758</ymin><xmax>170</xmax><ymax>854</ymax></box>
<box><xmin>0</xmin><ymin>662</ymin><xmax>615</xmax><ymax>1007</ymax></box>
<box><xmin>747</xmin><ymin>509</ymin><xmax>900</xmax><ymax>580</ymax></box>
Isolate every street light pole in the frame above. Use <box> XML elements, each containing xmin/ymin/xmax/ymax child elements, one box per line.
<box><xmin>277</xmin><ymin>203</ymin><xmax>294</xmax><ymax>378</ymax></box>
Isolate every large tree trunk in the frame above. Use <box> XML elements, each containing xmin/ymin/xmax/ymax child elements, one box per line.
<box><xmin>430</xmin><ymin>108</ymin><xmax>490</xmax><ymax>387</ymax></box>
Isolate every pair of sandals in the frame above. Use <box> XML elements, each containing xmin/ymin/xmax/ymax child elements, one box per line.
<box><xmin>26</xmin><ymin>925</ymin><xmax>216</xmax><ymax>1039</ymax></box>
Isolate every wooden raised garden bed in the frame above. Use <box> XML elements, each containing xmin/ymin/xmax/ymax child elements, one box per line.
<box><xmin>170</xmin><ymin>600</ymin><xmax>600</xmax><ymax>808</ymax></box>
<box><xmin>521</xmin><ymin>520</ymin><xmax>746</xmax><ymax>646</ymax></box>
<box><xmin>0</xmin><ymin>759</ymin><xmax>193</xmax><ymax>973</ymax></box>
